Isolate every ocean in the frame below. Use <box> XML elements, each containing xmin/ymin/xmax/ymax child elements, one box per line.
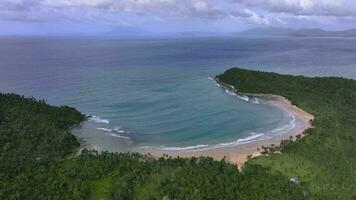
<box><xmin>1</xmin><ymin>36</ymin><xmax>356</xmax><ymax>151</ymax></box>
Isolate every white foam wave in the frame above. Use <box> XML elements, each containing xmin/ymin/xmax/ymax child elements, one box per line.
<box><xmin>144</xmin><ymin>144</ymin><xmax>209</xmax><ymax>151</ymax></box>
<box><xmin>223</xmin><ymin>88</ymin><xmax>251</xmax><ymax>102</ymax></box>
<box><xmin>252</xmin><ymin>98</ymin><xmax>260</xmax><ymax>104</ymax></box>
<box><xmin>213</xmin><ymin>133</ymin><xmax>265</xmax><ymax>148</ymax></box>
<box><xmin>110</xmin><ymin>133</ymin><xmax>130</xmax><ymax>139</ymax></box>
<box><xmin>271</xmin><ymin>125</ymin><xmax>289</xmax><ymax>133</ymax></box>
<box><xmin>96</xmin><ymin>126</ymin><xmax>130</xmax><ymax>140</ymax></box>
<box><xmin>112</xmin><ymin>127</ymin><xmax>125</xmax><ymax>133</ymax></box>
<box><xmin>225</xmin><ymin>89</ymin><xmax>237</xmax><ymax>96</ymax></box>
<box><xmin>208</xmin><ymin>77</ymin><xmax>214</xmax><ymax>81</ymax></box>
<box><xmin>141</xmin><ymin>133</ymin><xmax>265</xmax><ymax>151</ymax></box>
<box><xmin>271</xmin><ymin>112</ymin><xmax>296</xmax><ymax>135</ymax></box>
<box><xmin>97</xmin><ymin>127</ymin><xmax>112</xmax><ymax>132</ymax></box>
<box><xmin>159</xmin><ymin>144</ymin><xmax>209</xmax><ymax>151</ymax></box>
<box><xmin>237</xmin><ymin>95</ymin><xmax>249</xmax><ymax>101</ymax></box>
<box><xmin>237</xmin><ymin>133</ymin><xmax>265</xmax><ymax>142</ymax></box>
<box><xmin>88</xmin><ymin>115</ymin><xmax>110</xmax><ymax>124</ymax></box>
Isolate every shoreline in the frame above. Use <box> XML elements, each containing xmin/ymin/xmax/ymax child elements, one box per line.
<box><xmin>74</xmin><ymin>79</ymin><xmax>314</xmax><ymax>167</ymax></box>
<box><xmin>141</xmin><ymin>83</ymin><xmax>314</xmax><ymax>166</ymax></box>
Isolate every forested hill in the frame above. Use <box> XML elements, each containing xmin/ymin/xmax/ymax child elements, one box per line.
<box><xmin>0</xmin><ymin>93</ymin><xmax>85</xmax><ymax>199</ymax></box>
<box><xmin>217</xmin><ymin>68</ymin><xmax>356</xmax><ymax>200</ymax></box>
<box><xmin>0</xmin><ymin>93</ymin><xmax>308</xmax><ymax>200</ymax></box>
<box><xmin>0</xmin><ymin>94</ymin><xmax>85</xmax><ymax>159</ymax></box>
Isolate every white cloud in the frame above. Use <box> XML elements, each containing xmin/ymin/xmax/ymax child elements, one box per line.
<box><xmin>0</xmin><ymin>0</ymin><xmax>356</xmax><ymax>29</ymax></box>
<box><xmin>243</xmin><ymin>9</ymin><xmax>269</xmax><ymax>24</ymax></box>
<box><xmin>232</xmin><ymin>0</ymin><xmax>356</xmax><ymax>17</ymax></box>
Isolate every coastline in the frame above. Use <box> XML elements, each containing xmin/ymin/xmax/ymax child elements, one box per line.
<box><xmin>73</xmin><ymin>78</ymin><xmax>315</xmax><ymax>167</ymax></box>
<box><xmin>141</xmin><ymin>85</ymin><xmax>314</xmax><ymax>166</ymax></box>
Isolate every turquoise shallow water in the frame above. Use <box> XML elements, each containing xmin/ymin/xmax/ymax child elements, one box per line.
<box><xmin>0</xmin><ymin>36</ymin><xmax>355</xmax><ymax>151</ymax></box>
<box><xmin>67</xmin><ymin>64</ymin><xmax>291</xmax><ymax>151</ymax></box>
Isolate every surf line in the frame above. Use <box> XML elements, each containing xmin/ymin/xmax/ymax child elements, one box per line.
<box><xmin>208</xmin><ymin>76</ymin><xmax>262</xmax><ymax>104</ymax></box>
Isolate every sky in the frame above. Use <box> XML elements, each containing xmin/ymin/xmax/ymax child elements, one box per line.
<box><xmin>1</xmin><ymin>0</ymin><xmax>356</xmax><ymax>36</ymax></box>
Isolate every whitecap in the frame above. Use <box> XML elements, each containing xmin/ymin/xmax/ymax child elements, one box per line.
<box><xmin>96</xmin><ymin>126</ymin><xmax>130</xmax><ymax>140</ymax></box>
<box><xmin>252</xmin><ymin>98</ymin><xmax>260</xmax><ymax>104</ymax></box>
<box><xmin>237</xmin><ymin>95</ymin><xmax>249</xmax><ymax>101</ymax></box>
<box><xmin>112</xmin><ymin>127</ymin><xmax>126</xmax><ymax>133</ymax></box>
<box><xmin>271</xmin><ymin>112</ymin><xmax>296</xmax><ymax>135</ymax></box>
<box><xmin>97</xmin><ymin>127</ymin><xmax>112</xmax><ymax>132</ymax></box>
<box><xmin>271</xmin><ymin>125</ymin><xmax>289</xmax><ymax>133</ymax></box>
<box><xmin>237</xmin><ymin>133</ymin><xmax>264</xmax><ymax>143</ymax></box>
<box><xmin>110</xmin><ymin>133</ymin><xmax>130</xmax><ymax>140</ymax></box>
<box><xmin>212</xmin><ymin>133</ymin><xmax>265</xmax><ymax>148</ymax></box>
<box><xmin>140</xmin><ymin>133</ymin><xmax>265</xmax><ymax>151</ymax></box>
<box><xmin>225</xmin><ymin>89</ymin><xmax>237</xmax><ymax>96</ymax></box>
<box><xmin>140</xmin><ymin>144</ymin><xmax>209</xmax><ymax>151</ymax></box>
<box><xmin>88</xmin><ymin>115</ymin><xmax>110</xmax><ymax>124</ymax></box>
<box><xmin>223</xmin><ymin>88</ymin><xmax>250</xmax><ymax>102</ymax></box>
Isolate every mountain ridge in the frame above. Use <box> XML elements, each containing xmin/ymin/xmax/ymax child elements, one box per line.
<box><xmin>238</xmin><ymin>27</ymin><xmax>356</xmax><ymax>37</ymax></box>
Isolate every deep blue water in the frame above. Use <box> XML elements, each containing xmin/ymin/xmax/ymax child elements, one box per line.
<box><xmin>1</xmin><ymin>36</ymin><xmax>355</xmax><ymax>151</ymax></box>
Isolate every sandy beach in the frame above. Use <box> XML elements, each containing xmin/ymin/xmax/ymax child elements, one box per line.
<box><xmin>141</xmin><ymin>93</ymin><xmax>314</xmax><ymax>166</ymax></box>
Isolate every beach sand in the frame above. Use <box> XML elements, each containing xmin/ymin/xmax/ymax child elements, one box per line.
<box><xmin>141</xmin><ymin>94</ymin><xmax>314</xmax><ymax>166</ymax></box>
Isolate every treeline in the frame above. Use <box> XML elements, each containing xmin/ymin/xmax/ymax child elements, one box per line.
<box><xmin>0</xmin><ymin>93</ymin><xmax>308</xmax><ymax>199</ymax></box>
<box><xmin>217</xmin><ymin>68</ymin><xmax>356</xmax><ymax>200</ymax></box>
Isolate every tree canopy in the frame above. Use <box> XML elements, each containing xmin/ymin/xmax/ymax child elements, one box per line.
<box><xmin>217</xmin><ymin>68</ymin><xmax>356</xmax><ymax>200</ymax></box>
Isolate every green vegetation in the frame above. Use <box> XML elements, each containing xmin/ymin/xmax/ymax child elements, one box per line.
<box><xmin>0</xmin><ymin>93</ymin><xmax>307</xmax><ymax>199</ymax></box>
<box><xmin>0</xmin><ymin>93</ymin><xmax>85</xmax><ymax>199</ymax></box>
<box><xmin>2</xmin><ymin>67</ymin><xmax>355</xmax><ymax>200</ymax></box>
<box><xmin>217</xmin><ymin>68</ymin><xmax>356</xmax><ymax>200</ymax></box>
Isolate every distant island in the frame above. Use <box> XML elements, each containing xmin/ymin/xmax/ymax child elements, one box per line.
<box><xmin>39</xmin><ymin>26</ymin><xmax>356</xmax><ymax>38</ymax></box>
<box><xmin>1</xmin><ymin>68</ymin><xmax>356</xmax><ymax>199</ymax></box>
<box><xmin>238</xmin><ymin>27</ymin><xmax>356</xmax><ymax>37</ymax></box>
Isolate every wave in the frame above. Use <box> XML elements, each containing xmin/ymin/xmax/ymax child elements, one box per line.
<box><xmin>237</xmin><ymin>133</ymin><xmax>265</xmax><ymax>143</ymax></box>
<box><xmin>252</xmin><ymin>98</ymin><xmax>260</xmax><ymax>104</ymax></box>
<box><xmin>271</xmin><ymin>125</ymin><xmax>289</xmax><ymax>133</ymax></box>
<box><xmin>141</xmin><ymin>144</ymin><xmax>209</xmax><ymax>151</ymax></box>
<box><xmin>222</xmin><ymin>87</ymin><xmax>251</xmax><ymax>102</ymax></box>
<box><xmin>212</xmin><ymin>133</ymin><xmax>265</xmax><ymax>148</ymax></box>
<box><xmin>208</xmin><ymin>77</ymin><xmax>214</xmax><ymax>81</ymax></box>
<box><xmin>112</xmin><ymin>127</ymin><xmax>125</xmax><ymax>133</ymax></box>
<box><xmin>271</xmin><ymin>112</ymin><xmax>296</xmax><ymax>135</ymax></box>
<box><xmin>237</xmin><ymin>95</ymin><xmax>249</xmax><ymax>101</ymax></box>
<box><xmin>210</xmin><ymin>77</ymin><xmax>252</xmax><ymax>102</ymax></box>
<box><xmin>141</xmin><ymin>133</ymin><xmax>265</xmax><ymax>151</ymax></box>
<box><xmin>96</xmin><ymin>127</ymin><xmax>130</xmax><ymax>140</ymax></box>
<box><xmin>161</xmin><ymin>144</ymin><xmax>210</xmax><ymax>151</ymax></box>
<box><xmin>88</xmin><ymin>115</ymin><xmax>110</xmax><ymax>124</ymax></box>
<box><xmin>97</xmin><ymin>127</ymin><xmax>112</xmax><ymax>132</ymax></box>
<box><xmin>225</xmin><ymin>89</ymin><xmax>237</xmax><ymax>96</ymax></box>
<box><xmin>110</xmin><ymin>133</ymin><xmax>130</xmax><ymax>140</ymax></box>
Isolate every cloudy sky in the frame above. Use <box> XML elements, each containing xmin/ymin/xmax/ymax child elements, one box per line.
<box><xmin>1</xmin><ymin>0</ymin><xmax>356</xmax><ymax>35</ymax></box>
